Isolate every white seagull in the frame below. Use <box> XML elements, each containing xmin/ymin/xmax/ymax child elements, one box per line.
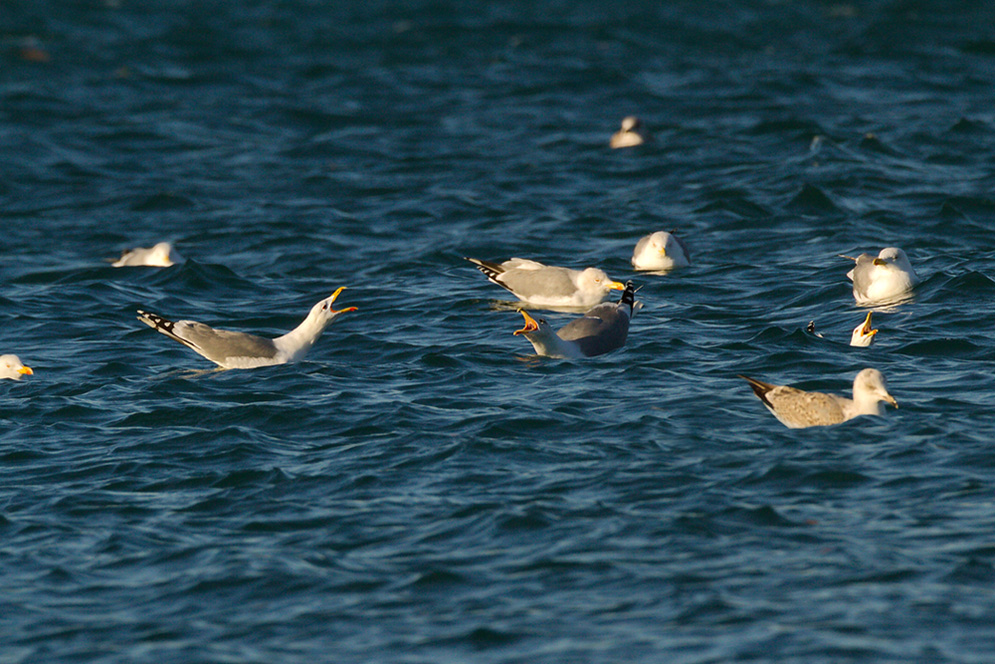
<box><xmin>112</xmin><ymin>242</ymin><xmax>182</xmax><ymax>267</ymax></box>
<box><xmin>610</xmin><ymin>116</ymin><xmax>648</xmax><ymax>149</ymax></box>
<box><xmin>631</xmin><ymin>231</ymin><xmax>691</xmax><ymax>271</ymax></box>
<box><xmin>465</xmin><ymin>257</ymin><xmax>625</xmax><ymax>309</ymax></box>
<box><xmin>739</xmin><ymin>368</ymin><xmax>897</xmax><ymax>429</ymax></box>
<box><xmin>841</xmin><ymin>247</ymin><xmax>918</xmax><ymax>304</ymax></box>
<box><xmin>513</xmin><ymin>281</ymin><xmax>636</xmax><ymax>358</ymax></box>
<box><xmin>137</xmin><ymin>287</ymin><xmax>357</xmax><ymax>369</ymax></box>
<box><xmin>0</xmin><ymin>355</ymin><xmax>33</xmax><ymax>380</ymax></box>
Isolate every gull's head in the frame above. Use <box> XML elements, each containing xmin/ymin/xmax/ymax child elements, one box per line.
<box><xmin>312</xmin><ymin>287</ymin><xmax>358</xmax><ymax>322</ymax></box>
<box><xmin>513</xmin><ymin>310</ymin><xmax>551</xmax><ymax>337</ymax></box>
<box><xmin>150</xmin><ymin>242</ymin><xmax>179</xmax><ymax>267</ymax></box>
<box><xmin>578</xmin><ymin>267</ymin><xmax>626</xmax><ymax>294</ymax></box>
<box><xmin>874</xmin><ymin>247</ymin><xmax>911</xmax><ymax>269</ymax></box>
<box><xmin>620</xmin><ymin>116</ymin><xmax>642</xmax><ymax>133</ymax></box>
<box><xmin>854</xmin><ymin>368</ymin><xmax>897</xmax><ymax>409</ymax></box>
<box><xmin>0</xmin><ymin>354</ymin><xmax>32</xmax><ymax>380</ymax></box>
<box><xmin>849</xmin><ymin>311</ymin><xmax>878</xmax><ymax>347</ymax></box>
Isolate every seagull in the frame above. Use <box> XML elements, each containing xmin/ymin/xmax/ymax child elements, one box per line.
<box><xmin>806</xmin><ymin>312</ymin><xmax>878</xmax><ymax>346</ymax></box>
<box><xmin>513</xmin><ymin>281</ymin><xmax>636</xmax><ymax>358</ymax></box>
<box><xmin>464</xmin><ymin>257</ymin><xmax>625</xmax><ymax>309</ymax></box>
<box><xmin>0</xmin><ymin>355</ymin><xmax>33</xmax><ymax>380</ymax></box>
<box><xmin>849</xmin><ymin>311</ymin><xmax>878</xmax><ymax>347</ymax></box>
<box><xmin>112</xmin><ymin>242</ymin><xmax>182</xmax><ymax>267</ymax></box>
<box><xmin>841</xmin><ymin>247</ymin><xmax>918</xmax><ymax>304</ymax></box>
<box><xmin>631</xmin><ymin>231</ymin><xmax>691</xmax><ymax>271</ymax></box>
<box><xmin>137</xmin><ymin>287</ymin><xmax>357</xmax><ymax>369</ymax></box>
<box><xmin>739</xmin><ymin>368</ymin><xmax>897</xmax><ymax>429</ymax></box>
<box><xmin>610</xmin><ymin>116</ymin><xmax>648</xmax><ymax>149</ymax></box>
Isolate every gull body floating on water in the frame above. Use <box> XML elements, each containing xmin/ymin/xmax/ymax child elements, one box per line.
<box><xmin>0</xmin><ymin>355</ymin><xmax>33</xmax><ymax>380</ymax></box>
<box><xmin>137</xmin><ymin>287</ymin><xmax>357</xmax><ymax>369</ymax></box>
<box><xmin>112</xmin><ymin>242</ymin><xmax>182</xmax><ymax>267</ymax></box>
<box><xmin>841</xmin><ymin>247</ymin><xmax>918</xmax><ymax>304</ymax></box>
<box><xmin>465</xmin><ymin>257</ymin><xmax>625</xmax><ymax>309</ymax></box>
<box><xmin>631</xmin><ymin>231</ymin><xmax>690</xmax><ymax>271</ymax></box>
<box><xmin>739</xmin><ymin>368</ymin><xmax>897</xmax><ymax>429</ymax></box>
<box><xmin>849</xmin><ymin>311</ymin><xmax>878</xmax><ymax>347</ymax></box>
<box><xmin>513</xmin><ymin>281</ymin><xmax>636</xmax><ymax>358</ymax></box>
<box><xmin>610</xmin><ymin>116</ymin><xmax>648</xmax><ymax>149</ymax></box>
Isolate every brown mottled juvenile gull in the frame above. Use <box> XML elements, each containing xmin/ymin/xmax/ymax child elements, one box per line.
<box><xmin>137</xmin><ymin>287</ymin><xmax>357</xmax><ymax>369</ymax></box>
<box><xmin>610</xmin><ymin>116</ymin><xmax>648</xmax><ymax>149</ymax></box>
<box><xmin>112</xmin><ymin>242</ymin><xmax>182</xmax><ymax>267</ymax></box>
<box><xmin>841</xmin><ymin>247</ymin><xmax>918</xmax><ymax>304</ymax></box>
<box><xmin>465</xmin><ymin>257</ymin><xmax>625</xmax><ymax>309</ymax></box>
<box><xmin>0</xmin><ymin>355</ymin><xmax>33</xmax><ymax>380</ymax></box>
<box><xmin>513</xmin><ymin>281</ymin><xmax>636</xmax><ymax>358</ymax></box>
<box><xmin>631</xmin><ymin>231</ymin><xmax>691</xmax><ymax>271</ymax></box>
<box><xmin>739</xmin><ymin>368</ymin><xmax>897</xmax><ymax>429</ymax></box>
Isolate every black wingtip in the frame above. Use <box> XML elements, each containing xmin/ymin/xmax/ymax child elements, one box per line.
<box><xmin>738</xmin><ymin>375</ymin><xmax>775</xmax><ymax>409</ymax></box>
<box><xmin>619</xmin><ymin>280</ymin><xmax>636</xmax><ymax>311</ymax></box>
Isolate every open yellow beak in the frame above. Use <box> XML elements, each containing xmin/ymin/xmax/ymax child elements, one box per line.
<box><xmin>18</xmin><ymin>365</ymin><xmax>32</xmax><ymax>376</ymax></box>
<box><xmin>860</xmin><ymin>311</ymin><xmax>877</xmax><ymax>337</ymax></box>
<box><xmin>513</xmin><ymin>310</ymin><xmax>539</xmax><ymax>336</ymax></box>
<box><xmin>329</xmin><ymin>286</ymin><xmax>358</xmax><ymax>314</ymax></box>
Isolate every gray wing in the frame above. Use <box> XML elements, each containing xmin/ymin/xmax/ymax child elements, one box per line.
<box><xmin>138</xmin><ymin>310</ymin><xmax>278</xmax><ymax>365</ymax></box>
<box><xmin>848</xmin><ymin>253</ymin><xmax>876</xmax><ymax>296</ymax></box>
<box><xmin>495</xmin><ymin>265</ymin><xmax>578</xmax><ymax>300</ymax></box>
<box><xmin>556</xmin><ymin>303</ymin><xmax>630</xmax><ymax>356</ymax></box>
<box><xmin>672</xmin><ymin>234</ymin><xmax>691</xmax><ymax>261</ymax></box>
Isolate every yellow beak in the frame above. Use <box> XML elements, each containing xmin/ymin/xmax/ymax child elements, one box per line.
<box><xmin>607</xmin><ymin>280</ymin><xmax>626</xmax><ymax>291</ymax></box>
<box><xmin>329</xmin><ymin>286</ymin><xmax>358</xmax><ymax>314</ymax></box>
<box><xmin>514</xmin><ymin>310</ymin><xmax>539</xmax><ymax>336</ymax></box>
<box><xmin>18</xmin><ymin>365</ymin><xmax>32</xmax><ymax>375</ymax></box>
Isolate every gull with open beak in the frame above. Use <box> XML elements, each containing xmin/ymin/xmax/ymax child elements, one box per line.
<box><xmin>137</xmin><ymin>287</ymin><xmax>357</xmax><ymax>369</ymax></box>
<box><xmin>849</xmin><ymin>311</ymin><xmax>878</xmax><ymax>347</ymax></box>
<box><xmin>513</xmin><ymin>281</ymin><xmax>636</xmax><ymax>358</ymax></box>
<box><xmin>0</xmin><ymin>355</ymin><xmax>33</xmax><ymax>380</ymax></box>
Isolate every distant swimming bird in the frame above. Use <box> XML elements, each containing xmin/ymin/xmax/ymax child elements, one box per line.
<box><xmin>137</xmin><ymin>287</ymin><xmax>357</xmax><ymax>369</ymax></box>
<box><xmin>465</xmin><ymin>257</ymin><xmax>625</xmax><ymax>309</ymax></box>
<box><xmin>112</xmin><ymin>242</ymin><xmax>182</xmax><ymax>267</ymax></box>
<box><xmin>610</xmin><ymin>116</ymin><xmax>648</xmax><ymax>149</ymax></box>
<box><xmin>0</xmin><ymin>355</ymin><xmax>33</xmax><ymax>380</ymax></box>
<box><xmin>513</xmin><ymin>281</ymin><xmax>636</xmax><ymax>358</ymax></box>
<box><xmin>631</xmin><ymin>231</ymin><xmax>690</xmax><ymax>271</ymax></box>
<box><xmin>739</xmin><ymin>368</ymin><xmax>897</xmax><ymax>429</ymax></box>
<box><xmin>849</xmin><ymin>311</ymin><xmax>878</xmax><ymax>347</ymax></box>
<box><xmin>841</xmin><ymin>247</ymin><xmax>918</xmax><ymax>304</ymax></box>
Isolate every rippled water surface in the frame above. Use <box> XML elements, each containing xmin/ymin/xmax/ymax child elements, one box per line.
<box><xmin>4</xmin><ymin>2</ymin><xmax>995</xmax><ymax>662</ymax></box>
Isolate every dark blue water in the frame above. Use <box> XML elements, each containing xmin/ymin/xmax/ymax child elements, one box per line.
<box><xmin>4</xmin><ymin>2</ymin><xmax>995</xmax><ymax>662</ymax></box>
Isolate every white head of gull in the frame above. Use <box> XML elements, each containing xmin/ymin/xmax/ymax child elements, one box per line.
<box><xmin>0</xmin><ymin>354</ymin><xmax>33</xmax><ymax>380</ymax></box>
<box><xmin>849</xmin><ymin>311</ymin><xmax>878</xmax><ymax>347</ymax></box>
